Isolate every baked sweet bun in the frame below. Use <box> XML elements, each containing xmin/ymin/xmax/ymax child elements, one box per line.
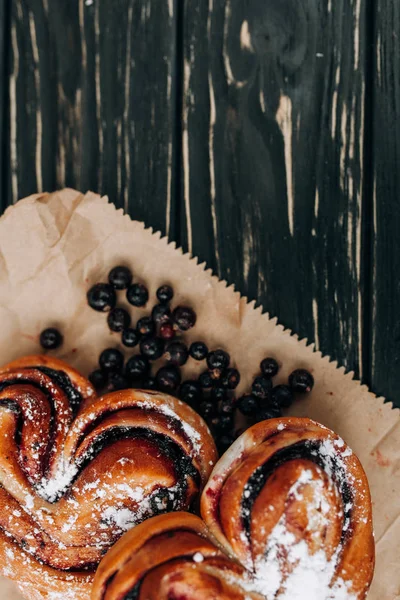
<box><xmin>0</xmin><ymin>355</ymin><xmax>217</xmax><ymax>600</ymax></box>
<box><xmin>201</xmin><ymin>417</ymin><xmax>375</xmax><ymax>599</ymax></box>
<box><xmin>92</xmin><ymin>417</ymin><xmax>374</xmax><ymax>600</ymax></box>
<box><xmin>91</xmin><ymin>512</ymin><xmax>263</xmax><ymax>600</ymax></box>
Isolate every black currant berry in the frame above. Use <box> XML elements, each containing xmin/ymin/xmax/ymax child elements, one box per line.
<box><xmin>221</xmin><ymin>368</ymin><xmax>241</xmax><ymax>389</ymax></box>
<box><xmin>142</xmin><ymin>376</ymin><xmax>157</xmax><ymax>390</ymax></box>
<box><xmin>156</xmin><ymin>365</ymin><xmax>181</xmax><ymax>392</ymax></box>
<box><xmin>260</xmin><ymin>357</ymin><xmax>279</xmax><ymax>378</ymax></box>
<box><xmin>210</xmin><ymin>386</ymin><xmax>226</xmax><ymax>402</ymax></box>
<box><xmin>152</xmin><ymin>304</ymin><xmax>171</xmax><ymax>326</ymax></box>
<box><xmin>237</xmin><ymin>394</ymin><xmax>259</xmax><ymax>416</ymax></box>
<box><xmin>87</xmin><ymin>283</ymin><xmax>116</xmax><ymax>312</ymax></box>
<box><xmin>172</xmin><ymin>306</ymin><xmax>196</xmax><ymax>331</ymax></box>
<box><xmin>219</xmin><ymin>398</ymin><xmax>234</xmax><ymax>414</ymax></box>
<box><xmin>180</xmin><ymin>380</ymin><xmax>202</xmax><ymax>405</ymax></box>
<box><xmin>211</xmin><ymin>414</ymin><xmax>234</xmax><ymax>434</ymax></box>
<box><xmin>126</xmin><ymin>283</ymin><xmax>149</xmax><ymax>307</ymax></box>
<box><xmin>207</xmin><ymin>349</ymin><xmax>230</xmax><ymax>371</ymax></box>
<box><xmin>108</xmin><ymin>372</ymin><xmax>129</xmax><ymax>391</ymax></box>
<box><xmin>137</xmin><ymin>317</ymin><xmax>155</xmax><ymax>337</ymax></box>
<box><xmin>165</xmin><ymin>341</ymin><xmax>189</xmax><ymax>366</ymax></box>
<box><xmin>156</xmin><ymin>285</ymin><xmax>174</xmax><ymax>304</ymax></box>
<box><xmin>270</xmin><ymin>384</ymin><xmax>293</xmax><ymax>408</ymax></box>
<box><xmin>89</xmin><ymin>369</ymin><xmax>107</xmax><ymax>390</ymax></box>
<box><xmin>40</xmin><ymin>328</ymin><xmax>63</xmax><ymax>350</ymax></box>
<box><xmin>159</xmin><ymin>322</ymin><xmax>175</xmax><ymax>340</ymax></box>
<box><xmin>125</xmin><ymin>355</ymin><xmax>149</xmax><ymax>380</ymax></box>
<box><xmin>99</xmin><ymin>348</ymin><xmax>124</xmax><ymax>372</ymax></box>
<box><xmin>107</xmin><ymin>307</ymin><xmax>131</xmax><ymax>332</ymax></box>
<box><xmin>209</xmin><ymin>368</ymin><xmax>223</xmax><ymax>381</ymax></box>
<box><xmin>189</xmin><ymin>341</ymin><xmax>208</xmax><ymax>361</ymax></box>
<box><xmin>140</xmin><ymin>337</ymin><xmax>164</xmax><ymax>360</ymax></box>
<box><xmin>256</xmin><ymin>404</ymin><xmax>282</xmax><ymax>422</ymax></box>
<box><xmin>198</xmin><ymin>371</ymin><xmax>213</xmax><ymax>389</ymax></box>
<box><xmin>108</xmin><ymin>266</ymin><xmax>133</xmax><ymax>290</ymax></box>
<box><xmin>199</xmin><ymin>401</ymin><xmax>217</xmax><ymax>419</ymax></box>
<box><xmin>217</xmin><ymin>414</ymin><xmax>234</xmax><ymax>432</ymax></box>
<box><xmin>289</xmin><ymin>369</ymin><xmax>314</xmax><ymax>393</ymax></box>
<box><xmin>251</xmin><ymin>376</ymin><xmax>273</xmax><ymax>400</ymax></box>
<box><xmin>122</xmin><ymin>328</ymin><xmax>140</xmax><ymax>348</ymax></box>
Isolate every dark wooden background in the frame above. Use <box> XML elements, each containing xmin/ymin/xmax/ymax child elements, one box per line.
<box><xmin>0</xmin><ymin>0</ymin><xmax>399</xmax><ymax>407</ymax></box>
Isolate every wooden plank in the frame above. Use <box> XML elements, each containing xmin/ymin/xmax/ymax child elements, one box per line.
<box><xmin>181</xmin><ymin>0</ymin><xmax>369</xmax><ymax>378</ymax></box>
<box><xmin>0</xmin><ymin>0</ymin><xmax>9</xmax><ymax>213</ymax></box>
<box><xmin>371</xmin><ymin>1</ymin><xmax>400</xmax><ymax>405</ymax></box>
<box><xmin>3</xmin><ymin>0</ymin><xmax>178</xmax><ymax>237</ymax></box>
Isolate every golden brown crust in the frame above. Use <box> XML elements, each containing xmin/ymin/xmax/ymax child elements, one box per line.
<box><xmin>93</xmin><ymin>418</ymin><xmax>374</xmax><ymax>600</ymax></box>
<box><xmin>66</xmin><ymin>388</ymin><xmax>217</xmax><ymax>484</ymax></box>
<box><xmin>91</xmin><ymin>512</ymin><xmax>263</xmax><ymax>600</ymax></box>
<box><xmin>201</xmin><ymin>417</ymin><xmax>375</xmax><ymax>599</ymax></box>
<box><xmin>0</xmin><ymin>356</ymin><xmax>217</xmax><ymax>600</ymax></box>
<box><xmin>0</xmin><ymin>354</ymin><xmax>96</xmax><ymax>405</ymax></box>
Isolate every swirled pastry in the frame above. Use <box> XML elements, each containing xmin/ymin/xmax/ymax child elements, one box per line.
<box><xmin>92</xmin><ymin>512</ymin><xmax>262</xmax><ymax>600</ymax></box>
<box><xmin>0</xmin><ymin>355</ymin><xmax>217</xmax><ymax>600</ymax></box>
<box><xmin>93</xmin><ymin>417</ymin><xmax>374</xmax><ymax>600</ymax></box>
<box><xmin>202</xmin><ymin>417</ymin><xmax>374</xmax><ymax>599</ymax></box>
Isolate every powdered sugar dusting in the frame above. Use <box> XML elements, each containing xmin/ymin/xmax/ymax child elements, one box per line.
<box><xmin>248</xmin><ymin>540</ymin><xmax>357</xmax><ymax>599</ymax></box>
<box><xmin>310</xmin><ymin>436</ymin><xmax>355</xmax><ymax>530</ymax></box>
<box><xmin>317</xmin><ymin>437</ymin><xmax>354</xmax><ymax>473</ymax></box>
<box><xmin>228</xmin><ymin>513</ymin><xmax>356</xmax><ymax>599</ymax></box>
<box><xmin>193</xmin><ymin>552</ymin><xmax>204</xmax><ymax>563</ymax></box>
<box><xmin>231</xmin><ymin>447</ymin><xmax>358</xmax><ymax>599</ymax></box>
<box><xmin>36</xmin><ymin>460</ymin><xmax>79</xmax><ymax>502</ymax></box>
<box><xmin>101</xmin><ymin>481</ymin><xmax>183</xmax><ymax>533</ymax></box>
<box><xmin>102</xmin><ymin>506</ymin><xmax>139</xmax><ymax>531</ymax></box>
<box><xmin>24</xmin><ymin>493</ymin><xmax>35</xmax><ymax>510</ymax></box>
<box><xmin>61</xmin><ymin>514</ymin><xmax>78</xmax><ymax>533</ymax></box>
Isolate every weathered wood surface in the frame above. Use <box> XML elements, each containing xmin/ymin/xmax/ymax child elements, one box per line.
<box><xmin>371</xmin><ymin>0</ymin><xmax>400</xmax><ymax>403</ymax></box>
<box><xmin>0</xmin><ymin>0</ymin><xmax>399</xmax><ymax>407</ymax></box>
<box><xmin>0</xmin><ymin>0</ymin><xmax>7</xmax><ymax>201</ymax></box>
<box><xmin>180</xmin><ymin>0</ymin><xmax>368</xmax><ymax>378</ymax></box>
<box><xmin>1</xmin><ymin>0</ymin><xmax>177</xmax><ymax>237</ymax></box>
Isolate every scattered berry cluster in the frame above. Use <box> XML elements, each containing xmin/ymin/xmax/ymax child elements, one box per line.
<box><xmin>237</xmin><ymin>360</ymin><xmax>314</xmax><ymax>430</ymax></box>
<box><xmin>40</xmin><ymin>265</ymin><xmax>315</xmax><ymax>455</ymax></box>
<box><xmin>87</xmin><ymin>267</ymin><xmax>198</xmax><ymax>394</ymax></box>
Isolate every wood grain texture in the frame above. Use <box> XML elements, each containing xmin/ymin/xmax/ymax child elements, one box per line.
<box><xmin>371</xmin><ymin>1</ymin><xmax>400</xmax><ymax>404</ymax></box>
<box><xmin>2</xmin><ymin>0</ymin><xmax>177</xmax><ymax>236</ymax></box>
<box><xmin>0</xmin><ymin>0</ymin><xmax>10</xmax><ymax>212</ymax></box>
<box><xmin>180</xmin><ymin>0</ymin><xmax>368</xmax><ymax>378</ymax></box>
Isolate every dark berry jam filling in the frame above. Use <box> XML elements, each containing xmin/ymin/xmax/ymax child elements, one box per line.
<box><xmin>74</xmin><ymin>408</ymin><xmax>199</xmax><ymax>467</ymax></box>
<box><xmin>35</xmin><ymin>367</ymin><xmax>83</xmax><ymax>413</ymax></box>
<box><xmin>0</xmin><ymin>373</ymin><xmax>60</xmax><ymax>471</ymax></box>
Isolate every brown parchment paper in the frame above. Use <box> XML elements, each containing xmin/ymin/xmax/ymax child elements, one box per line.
<box><xmin>0</xmin><ymin>189</ymin><xmax>398</xmax><ymax>600</ymax></box>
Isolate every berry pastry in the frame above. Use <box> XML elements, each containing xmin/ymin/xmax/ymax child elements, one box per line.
<box><xmin>202</xmin><ymin>417</ymin><xmax>374</xmax><ymax>599</ymax></box>
<box><xmin>91</xmin><ymin>512</ymin><xmax>262</xmax><ymax>600</ymax></box>
<box><xmin>0</xmin><ymin>355</ymin><xmax>217</xmax><ymax>600</ymax></box>
<box><xmin>93</xmin><ymin>417</ymin><xmax>374</xmax><ymax>600</ymax></box>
